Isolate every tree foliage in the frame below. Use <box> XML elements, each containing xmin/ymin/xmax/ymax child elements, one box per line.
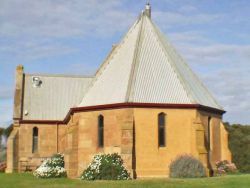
<box><xmin>224</xmin><ymin>123</ymin><xmax>250</xmax><ymax>173</ymax></box>
<box><xmin>0</xmin><ymin>128</ymin><xmax>4</xmax><ymax>136</ymax></box>
<box><xmin>3</xmin><ymin>124</ymin><xmax>13</xmax><ymax>137</ymax></box>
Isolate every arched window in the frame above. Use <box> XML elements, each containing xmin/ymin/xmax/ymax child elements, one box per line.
<box><xmin>98</xmin><ymin>115</ymin><xmax>104</xmax><ymax>147</ymax></box>
<box><xmin>158</xmin><ymin>113</ymin><xmax>166</xmax><ymax>147</ymax></box>
<box><xmin>32</xmin><ymin>127</ymin><xmax>38</xmax><ymax>153</ymax></box>
<box><xmin>207</xmin><ymin>117</ymin><xmax>211</xmax><ymax>151</ymax></box>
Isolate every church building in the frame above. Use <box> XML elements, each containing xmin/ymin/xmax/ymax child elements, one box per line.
<box><xmin>7</xmin><ymin>4</ymin><xmax>231</xmax><ymax>178</ymax></box>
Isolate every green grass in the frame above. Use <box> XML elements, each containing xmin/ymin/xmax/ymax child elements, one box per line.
<box><xmin>0</xmin><ymin>173</ymin><xmax>250</xmax><ymax>188</ymax></box>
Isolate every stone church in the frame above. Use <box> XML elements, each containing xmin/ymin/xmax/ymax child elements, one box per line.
<box><xmin>7</xmin><ymin>4</ymin><xmax>231</xmax><ymax>178</ymax></box>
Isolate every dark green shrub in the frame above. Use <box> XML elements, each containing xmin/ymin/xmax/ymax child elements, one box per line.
<box><xmin>169</xmin><ymin>155</ymin><xmax>206</xmax><ymax>178</ymax></box>
<box><xmin>81</xmin><ymin>153</ymin><xmax>131</xmax><ymax>180</ymax></box>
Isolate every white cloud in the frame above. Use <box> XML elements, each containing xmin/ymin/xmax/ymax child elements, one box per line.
<box><xmin>0</xmin><ymin>86</ymin><xmax>14</xmax><ymax>100</ymax></box>
<box><xmin>0</xmin><ymin>0</ymin><xmax>137</xmax><ymax>61</ymax></box>
<box><xmin>179</xmin><ymin>44</ymin><xmax>250</xmax><ymax>67</ymax></box>
<box><xmin>178</xmin><ymin>5</ymin><xmax>197</xmax><ymax>13</ymax></box>
<box><xmin>0</xmin><ymin>38</ymin><xmax>79</xmax><ymax>61</ymax></box>
<box><xmin>0</xmin><ymin>0</ymin><xmax>135</xmax><ymax>38</ymax></box>
<box><xmin>168</xmin><ymin>31</ymin><xmax>212</xmax><ymax>45</ymax></box>
<box><xmin>166</xmin><ymin>31</ymin><xmax>250</xmax><ymax>124</ymax></box>
<box><xmin>153</xmin><ymin>11</ymin><xmax>223</xmax><ymax>29</ymax></box>
<box><xmin>0</xmin><ymin>99</ymin><xmax>13</xmax><ymax>127</ymax></box>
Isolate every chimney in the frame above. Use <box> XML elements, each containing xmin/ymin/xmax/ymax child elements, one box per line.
<box><xmin>144</xmin><ymin>2</ymin><xmax>151</xmax><ymax>18</ymax></box>
<box><xmin>13</xmin><ymin>65</ymin><xmax>24</xmax><ymax>120</ymax></box>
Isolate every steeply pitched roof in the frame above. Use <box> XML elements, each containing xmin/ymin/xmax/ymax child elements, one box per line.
<box><xmin>23</xmin><ymin>74</ymin><xmax>92</xmax><ymax>120</ymax></box>
<box><xmin>79</xmin><ymin>12</ymin><xmax>222</xmax><ymax>110</ymax></box>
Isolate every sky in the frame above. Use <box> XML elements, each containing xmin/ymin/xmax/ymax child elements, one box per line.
<box><xmin>0</xmin><ymin>0</ymin><xmax>250</xmax><ymax>127</ymax></box>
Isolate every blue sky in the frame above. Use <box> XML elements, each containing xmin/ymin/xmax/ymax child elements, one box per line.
<box><xmin>0</xmin><ymin>0</ymin><xmax>250</xmax><ymax>127</ymax></box>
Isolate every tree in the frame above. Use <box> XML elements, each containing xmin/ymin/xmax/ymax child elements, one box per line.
<box><xmin>0</xmin><ymin>128</ymin><xmax>4</xmax><ymax>147</ymax></box>
<box><xmin>3</xmin><ymin>124</ymin><xmax>13</xmax><ymax>138</ymax></box>
<box><xmin>224</xmin><ymin>123</ymin><xmax>250</xmax><ymax>173</ymax></box>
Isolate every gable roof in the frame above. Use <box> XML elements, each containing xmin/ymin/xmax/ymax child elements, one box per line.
<box><xmin>79</xmin><ymin>12</ymin><xmax>222</xmax><ymax>110</ymax></box>
<box><xmin>22</xmin><ymin>74</ymin><xmax>93</xmax><ymax>121</ymax></box>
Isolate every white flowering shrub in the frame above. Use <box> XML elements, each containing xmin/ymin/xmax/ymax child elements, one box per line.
<box><xmin>81</xmin><ymin>153</ymin><xmax>131</xmax><ymax>180</ymax></box>
<box><xmin>33</xmin><ymin>153</ymin><xmax>67</xmax><ymax>178</ymax></box>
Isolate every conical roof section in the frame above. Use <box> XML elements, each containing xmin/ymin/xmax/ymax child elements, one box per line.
<box><xmin>79</xmin><ymin>10</ymin><xmax>222</xmax><ymax>110</ymax></box>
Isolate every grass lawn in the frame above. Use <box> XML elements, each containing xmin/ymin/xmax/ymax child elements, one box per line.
<box><xmin>0</xmin><ymin>173</ymin><xmax>250</xmax><ymax>188</ymax></box>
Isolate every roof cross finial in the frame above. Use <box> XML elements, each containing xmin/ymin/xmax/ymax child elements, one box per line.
<box><xmin>145</xmin><ymin>2</ymin><xmax>151</xmax><ymax>18</ymax></box>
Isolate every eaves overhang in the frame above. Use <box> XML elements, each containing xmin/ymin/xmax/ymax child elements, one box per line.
<box><xmin>16</xmin><ymin>102</ymin><xmax>226</xmax><ymax>125</ymax></box>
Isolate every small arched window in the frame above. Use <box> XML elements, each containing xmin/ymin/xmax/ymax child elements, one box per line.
<box><xmin>98</xmin><ymin>115</ymin><xmax>104</xmax><ymax>147</ymax></box>
<box><xmin>158</xmin><ymin>113</ymin><xmax>166</xmax><ymax>147</ymax></box>
<box><xmin>32</xmin><ymin>127</ymin><xmax>38</xmax><ymax>153</ymax></box>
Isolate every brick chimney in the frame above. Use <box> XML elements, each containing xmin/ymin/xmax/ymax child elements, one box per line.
<box><xmin>13</xmin><ymin>65</ymin><xmax>24</xmax><ymax>120</ymax></box>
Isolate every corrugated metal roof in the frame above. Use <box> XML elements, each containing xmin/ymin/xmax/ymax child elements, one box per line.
<box><xmin>79</xmin><ymin>18</ymin><xmax>141</xmax><ymax>106</ymax></box>
<box><xmin>129</xmin><ymin>16</ymin><xmax>191</xmax><ymax>104</ymax></box>
<box><xmin>23</xmin><ymin>74</ymin><xmax>92</xmax><ymax>120</ymax></box>
<box><xmin>150</xmin><ymin>19</ymin><xmax>222</xmax><ymax>109</ymax></box>
<box><xmin>79</xmin><ymin>12</ymin><xmax>222</xmax><ymax>110</ymax></box>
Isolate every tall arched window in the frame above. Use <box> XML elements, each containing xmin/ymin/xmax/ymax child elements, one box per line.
<box><xmin>158</xmin><ymin>113</ymin><xmax>166</xmax><ymax>147</ymax></box>
<box><xmin>98</xmin><ymin>115</ymin><xmax>104</xmax><ymax>147</ymax></box>
<box><xmin>32</xmin><ymin>127</ymin><xmax>38</xmax><ymax>153</ymax></box>
<box><xmin>207</xmin><ymin>117</ymin><xmax>211</xmax><ymax>151</ymax></box>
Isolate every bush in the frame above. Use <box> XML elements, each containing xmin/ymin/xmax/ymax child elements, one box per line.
<box><xmin>169</xmin><ymin>155</ymin><xmax>206</xmax><ymax>178</ymax></box>
<box><xmin>33</xmin><ymin>153</ymin><xmax>67</xmax><ymax>178</ymax></box>
<box><xmin>0</xmin><ymin>162</ymin><xmax>6</xmax><ymax>172</ymax></box>
<box><xmin>215</xmin><ymin>160</ymin><xmax>237</xmax><ymax>175</ymax></box>
<box><xmin>81</xmin><ymin>153</ymin><xmax>131</xmax><ymax>180</ymax></box>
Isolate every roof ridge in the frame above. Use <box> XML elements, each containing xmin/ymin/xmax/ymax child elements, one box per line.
<box><xmin>148</xmin><ymin>18</ymin><xmax>195</xmax><ymax>104</ymax></box>
<box><xmin>170</xmin><ymin>43</ymin><xmax>222</xmax><ymax>108</ymax></box>
<box><xmin>151</xmin><ymin>20</ymin><xmax>222</xmax><ymax>109</ymax></box>
<box><xmin>125</xmin><ymin>14</ymin><xmax>144</xmax><ymax>102</ymax></box>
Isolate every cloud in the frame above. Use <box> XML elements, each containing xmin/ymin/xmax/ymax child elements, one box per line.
<box><xmin>179</xmin><ymin>44</ymin><xmax>250</xmax><ymax>67</ymax></box>
<box><xmin>153</xmin><ymin>11</ymin><xmax>223</xmax><ymax>29</ymax></box>
<box><xmin>168</xmin><ymin>31</ymin><xmax>212</xmax><ymax>45</ymax></box>
<box><xmin>65</xmin><ymin>63</ymin><xmax>97</xmax><ymax>76</ymax></box>
<box><xmin>178</xmin><ymin>5</ymin><xmax>197</xmax><ymax>13</ymax></box>
<box><xmin>0</xmin><ymin>86</ymin><xmax>14</xmax><ymax>100</ymax></box>
<box><xmin>0</xmin><ymin>99</ymin><xmax>13</xmax><ymax>127</ymax></box>
<box><xmin>166</xmin><ymin>31</ymin><xmax>250</xmax><ymax>124</ymax></box>
<box><xmin>0</xmin><ymin>0</ymin><xmax>135</xmax><ymax>38</ymax></box>
<box><xmin>0</xmin><ymin>0</ymin><xmax>137</xmax><ymax>61</ymax></box>
<box><xmin>203</xmin><ymin>69</ymin><xmax>250</xmax><ymax>124</ymax></box>
<box><xmin>0</xmin><ymin>38</ymin><xmax>79</xmax><ymax>61</ymax></box>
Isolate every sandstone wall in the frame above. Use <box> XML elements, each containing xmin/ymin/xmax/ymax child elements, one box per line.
<box><xmin>64</xmin><ymin>108</ymin><xmax>134</xmax><ymax>178</ymax></box>
<box><xmin>197</xmin><ymin>110</ymin><xmax>232</xmax><ymax>170</ymax></box>
<box><xmin>7</xmin><ymin>107</ymin><xmax>231</xmax><ymax>178</ymax></box>
<box><xmin>133</xmin><ymin>108</ymin><xmax>197</xmax><ymax>177</ymax></box>
<box><xmin>16</xmin><ymin>124</ymin><xmax>66</xmax><ymax>171</ymax></box>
